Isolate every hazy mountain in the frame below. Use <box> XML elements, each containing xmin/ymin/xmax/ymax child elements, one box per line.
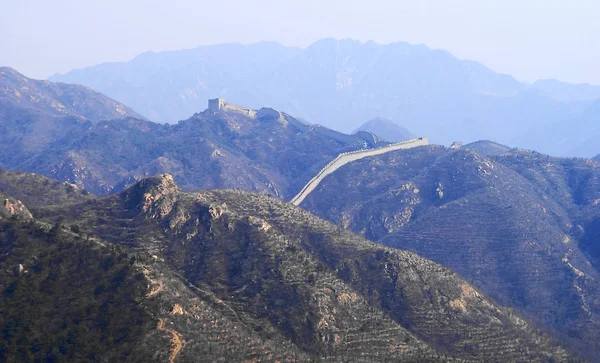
<box><xmin>512</xmin><ymin>98</ymin><xmax>600</xmax><ymax>157</ymax></box>
<box><xmin>50</xmin><ymin>42</ymin><xmax>301</xmax><ymax>122</ymax></box>
<box><xmin>354</xmin><ymin>117</ymin><xmax>414</xmax><ymax>142</ymax></box>
<box><xmin>463</xmin><ymin>140</ymin><xmax>512</xmax><ymax>156</ymax></box>
<box><xmin>1</xmin><ymin>67</ymin><xmax>144</xmax><ymax>121</ymax></box>
<box><xmin>298</xmin><ymin>145</ymin><xmax>600</xmax><ymax>360</ymax></box>
<box><xmin>50</xmin><ymin>39</ymin><xmax>599</xmax><ymax>155</ymax></box>
<box><xmin>0</xmin><ymin>67</ymin><xmax>144</xmax><ymax>168</ymax></box>
<box><xmin>533</xmin><ymin>78</ymin><xmax>600</xmax><ymax>102</ymax></box>
<box><xmin>594</xmin><ymin>154</ymin><xmax>600</xmax><ymax>162</ymax></box>
<box><xmin>0</xmin><ymin>172</ymin><xmax>573</xmax><ymax>361</ymax></box>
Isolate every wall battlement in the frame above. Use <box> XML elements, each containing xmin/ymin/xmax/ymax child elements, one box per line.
<box><xmin>208</xmin><ymin>98</ymin><xmax>257</xmax><ymax>117</ymax></box>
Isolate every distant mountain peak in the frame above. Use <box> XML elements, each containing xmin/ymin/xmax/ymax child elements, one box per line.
<box><xmin>354</xmin><ymin>117</ymin><xmax>414</xmax><ymax>142</ymax></box>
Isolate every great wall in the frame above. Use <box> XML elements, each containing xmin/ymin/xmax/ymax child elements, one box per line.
<box><xmin>208</xmin><ymin>98</ymin><xmax>382</xmax><ymax>147</ymax></box>
<box><xmin>206</xmin><ymin>99</ymin><xmax>429</xmax><ymax>206</ymax></box>
<box><xmin>290</xmin><ymin>137</ymin><xmax>429</xmax><ymax>206</ymax></box>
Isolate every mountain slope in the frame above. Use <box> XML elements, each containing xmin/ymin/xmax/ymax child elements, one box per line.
<box><xmin>354</xmin><ymin>117</ymin><xmax>414</xmax><ymax>142</ymax></box>
<box><xmin>0</xmin><ymin>67</ymin><xmax>145</xmax><ymax>168</ymax></box>
<box><xmin>1</xmin><ymin>67</ymin><xmax>144</xmax><ymax>121</ymax></box>
<box><xmin>298</xmin><ymin>145</ymin><xmax>600</xmax><ymax>360</ymax></box>
<box><xmin>16</xmin><ymin>173</ymin><xmax>570</xmax><ymax>361</ymax></box>
<box><xmin>0</xmin><ymin>201</ymin><xmax>309</xmax><ymax>362</ymax></box>
<box><xmin>0</xmin><ymin>168</ymin><xmax>92</xmax><ymax>207</ymax></box>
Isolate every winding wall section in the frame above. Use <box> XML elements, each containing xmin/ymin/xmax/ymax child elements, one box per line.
<box><xmin>290</xmin><ymin>137</ymin><xmax>429</xmax><ymax>206</ymax></box>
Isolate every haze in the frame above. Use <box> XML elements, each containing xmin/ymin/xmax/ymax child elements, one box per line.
<box><xmin>1</xmin><ymin>0</ymin><xmax>599</xmax><ymax>84</ymax></box>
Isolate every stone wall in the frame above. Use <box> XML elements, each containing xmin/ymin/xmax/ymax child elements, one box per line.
<box><xmin>290</xmin><ymin>137</ymin><xmax>429</xmax><ymax>206</ymax></box>
<box><xmin>208</xmin><ymin>98</ymin><xmax>257</xmax><ymax>117</ymax></box>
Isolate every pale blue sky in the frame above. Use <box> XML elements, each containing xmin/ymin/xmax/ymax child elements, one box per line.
<box><xmin>1</xmin><ymin>0</ymin><xmax>599</xmax><ymax>84</ymax></box>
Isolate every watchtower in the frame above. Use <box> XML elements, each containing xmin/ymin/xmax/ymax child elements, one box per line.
<box><xmin>208</xmin><ymin>98</ymin><xmax>225</xmax><ymax>111</ymax></box>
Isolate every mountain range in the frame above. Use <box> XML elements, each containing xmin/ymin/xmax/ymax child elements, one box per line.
<box><xmin>50</xmin><ymin>39</ymin><xmax>600</xmax><ymax>157</ymax></box>
<box><xmin>3</xmin><ymin>53</ymin><xmax>600</xmax><ymax>360</ymax></box>
<box><xmin>0</xmin><ymin>67</ymin><xmax>143</xmax><ymax>169</ymax></box>
<box><xmin>297</xmin><ymin>142</ymin><xmax>600</xmax><ymax>359</ymax></box>
<box><xmin>2</xmin><ymin>69</ymin><xmax>395</xmax><ymax>196</ymax></box>
<box><xmin>0</xmin><ymin>171</ymin><xmax>573</xmax><ymax>361</ymax></box>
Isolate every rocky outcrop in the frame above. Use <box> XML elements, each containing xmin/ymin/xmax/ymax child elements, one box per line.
<box><xmin>0</xmin><ymin>194</ymin><xmax>33</xmax><ymax>221</ymax></box>
<box><xmin>122</xmin><ymin>174</ymin><xmax>179</xmax><ymax>219</ymax></box>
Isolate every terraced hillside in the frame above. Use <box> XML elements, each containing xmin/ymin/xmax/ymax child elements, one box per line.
<box><xmin>298</xmin><ymin>145</ymin><xmax>600</xmax><ymax>360</ymax></box>
<box><xmin>9</xmin><ymin>173</ymin><xmax>572</xmax><ymax>361</ymax></box>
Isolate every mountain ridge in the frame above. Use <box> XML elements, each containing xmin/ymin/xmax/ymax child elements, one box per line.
<box><xmin>0</xmin><ymin>90</ymin><xmax>393</xmax><ymax>197</ymax></box>
<box><xmin>7</xmin><ymin>172</ymin><xmax>571</xmax><ymax>361</ymax></box>
<box><xmin>49</xmin><ymin>39</ymin><xmax>600</xmax><ymax>156</ymax></box>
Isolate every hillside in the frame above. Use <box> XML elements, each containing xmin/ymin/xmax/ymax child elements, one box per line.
<box><xmin>50</xmin><ymin>39</ymin><xmax>596</xmax><ymax>155</ymax></box>
<box><xmin>3</xmin><ymin>173</ymin><xmax>568</xmax><ymax>361</ymax></box>
<box><xmin>0</xmin><ymin>198</ymin><xmax>311</xmax><ymax>362</ymax></box>
<box><xmin>0</xmin><ymin>67</ymin><xmax>145</xmax><ymax>169</ymax></box>
<box><xmin>0</xmin><ymin>169</ymin><xmax>92</xmax><ymax>207</ymax></box>
<box><xmin>298</xmin><ymin>145</ymin><xmax>600</xmax><ymax>360</ymax></box>
<box><xmin>353</xmin><ymin>117</ymin><xmax>414</xmax><ymax>142</ymax></box>
<box><xmin>4</xmin><ymin>100</ymin><xmax>384</xmax><ymax>197</ymax></box>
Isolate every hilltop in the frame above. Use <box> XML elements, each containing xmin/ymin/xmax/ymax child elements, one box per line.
<box><xmin>298</xmin><ymin>145</ymin><xmax>600</xmax><ymax>360</ymax></box>
<box><xmin>463</xmin><ymin>140</ymin><xmax>512</xmax><ymax>156</ymax></box>
<box><xmin>0</xmin><ymin>172</ymin><xmax>573</xmax><ymax>361</ymax></box>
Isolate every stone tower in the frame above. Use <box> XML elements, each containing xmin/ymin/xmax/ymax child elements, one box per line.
<box><xmin>208</xmin><ymin>98</ymin><xmax>225</xmax><ymax>111</ymax></box>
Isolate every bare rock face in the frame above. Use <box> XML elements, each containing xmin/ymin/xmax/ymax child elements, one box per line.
<box><xmin>122</xmin><ymin>174</ymin><xmax>179</xmax><ymax>219</ymax></box>
<box><xmin>0</xmin><ymin>195</ymin><xmax>33</xmax><ymax>221</ymax></box>
<box><xmin>208</xmin><ymin>203</ymin><xmax>227</xmax><ymax>219</ymax></box>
